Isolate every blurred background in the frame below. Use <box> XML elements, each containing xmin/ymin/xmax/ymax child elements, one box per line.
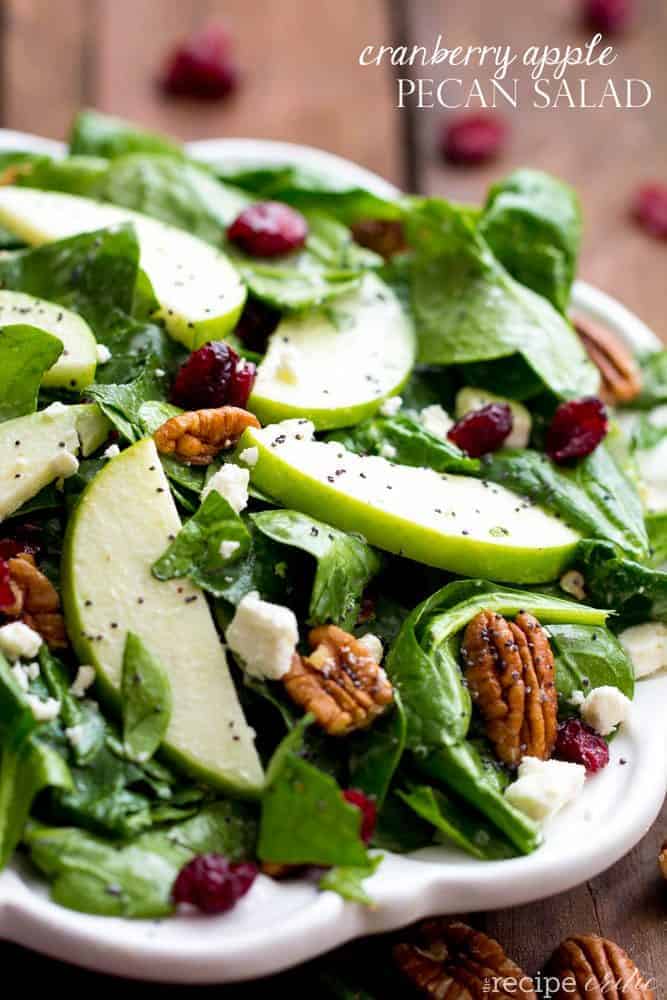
<box><xmin>1</xmin><ymin>0</ymin><xmax>665</xmax><ymax>336</ymax></box>
<box><xmin>1</xmin><ymin>0</ymin><xmax>665</xmax><ymax>992</ymax></box>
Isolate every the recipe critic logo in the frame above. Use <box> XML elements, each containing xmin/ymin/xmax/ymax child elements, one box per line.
<box><xmin>359</xmin><ymin>34</ymin><xmax>652</xmax><ymax>110</ymax></box>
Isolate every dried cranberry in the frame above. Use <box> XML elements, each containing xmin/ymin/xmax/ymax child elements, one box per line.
<box><xmin>171</xmin><ymin>341</ymin><xmax>255</xmax><ymax>410</ymax></box>
<box><xmin>447</xmin><ymin>403</ymin><xmax>513</xmax><ymax>458</ymax></box>
<box><xmin>546</xmin><ymin>397</ymin><xmax>608</xmax><ymax>464</ymax></box>
<box><xmin>343</xmin><ymin>788</ymin><xmax>377</xmax><ymax>844</ymax></box>
<box><xmin>160</xmin><ymin>23</ymin><xmax>238</xmax><ymax>100</ymax></box>
<box><xmin>554</xmin><ymin>718</ymin><xmax>610</xmax><ymax>775</ymax></box>
<box><xmin>441</xmin><ymin>113</ymin><xmax>508</xmax><ymax>167</ymax></box>
<box><xmin>234</xmin><ymin>298</ymin><xmax>281</xmax><ymax>354</ymax></box>
<box><xmin>172</xmin><ymin>854</ymin><xmax>257</xmax><ymax>914</ymax></box>
<box><xmin>228</xmin><ymin>202</ymin><xmax>308</xmax><ymax>257</ymax></box>
<box><xmin>583</xmin><ymin>0</ymin><xmax>634</xmax><ymax>33</ymax></box>
<box><xmin>0</xmin><ymin>559</ymin><xmax>14</xmax><ymax>607</ymax></box>
<box><xmin>633</xmin><ymin>184</ymin><xmax>667</xmax><ymax>240</ymax></box>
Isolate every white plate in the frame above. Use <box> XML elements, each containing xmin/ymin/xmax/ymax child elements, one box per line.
<box><xmin>0</xmin><ymin>131</ymin><xmax>664</xmax><ymax>984</ymax></box>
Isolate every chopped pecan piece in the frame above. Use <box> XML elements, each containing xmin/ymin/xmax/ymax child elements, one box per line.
<box><xmin>154</xmin><ymin>406</ymin><xmax>260</xmax><ymax>465</ymax></box>
<box><xmin>660</xmin><ymin>841</ymin><xmax>667</xmax><ymax>881</ymax></box>
<box><xmin>283</xmin><ymin>624</ymin><xmax>393</xmax><ymax>735</ymax></box>
<box><xmin>350</xmin><ymin>219</ymin><xmax>407</xmax><ymax>259</ymax></box>
<box><xmin>461</xmin><ymin>610</ymin><xmax>557</xmax><ymax>767</ymax></box>
<box><xmin>394</xmin><ymin>919</ymin><xmax>537</xmax><ymax>998</ymax></box>
<box><xmin>544</xmin><ymin>934</ymin><xmax>656</xmax><ymax>999</ymax></box>
<box><xmin>0</xmin><ymin>553</ymin><xmax>67</xmax><ymax>648</ymax></box>
<box><xmin>573</xmin><ymin>314</ymin><xmax>642</xmax><ymax>405</ymax></box>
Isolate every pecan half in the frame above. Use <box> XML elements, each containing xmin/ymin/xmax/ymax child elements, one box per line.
<box><xmin>283</xmin><ymin>624</ymin><xmax>393</xmax><ymax>735</ymax></box>
<box><xmin>394</xmin><ymin>919</ymin><xmax>537</xmax><ymax>999</ymax></box>
<box><xmin>573</xmin><ymin>314</ymin><xmax>642</xmax><ymax>405</ymax></box>
<box><xmin>154</xmin><ymin>406</ymin><xmax>260</xmax><ymax>465</ymax></box>
<box><xmin>350</xmin><ymin>219</ymin><xmax>407</xmax><ymax>259</ymax></box>
<box><xmin>461</xmin><ymin>610</ymin><xmax>557</xmax><ymax>767</ymax></box>
<box><xmin>544</xmin><ymin>935</ymin><xmax>656</xmax><ymax>999</ymax></box>
<box><xmin>0</xmin><ymin>553</ymin><xmax>67</xmax><ymax>648</ymax></box>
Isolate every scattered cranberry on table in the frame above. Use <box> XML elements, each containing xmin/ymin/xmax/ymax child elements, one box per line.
<box><xmin>545</xmin><ymin>396</ymin><xmax>608</xmax><ymax>465</ymax></box>
<box><xmin>171</xmin><ymin>341</ymin><xmax>256</xmax><ymax>410</ymax></box>
<box><xmin>227</xmin><ymin>202</ymin><xmax>308</xmax><ymax>257</ymax></box>
<box><xmin>633</xmin><ymin>183</ymin><xmax>667</xmax><ymax>240</ymax></box>
<box><xmin>554</xmin><ymin>718</ymin><xmax>610</xmax><ymax>774</ymax></box>
<box><xmin>343</xmin><ymin>788</ymin><xmax>377</xmax><ymax>844</ymax></box>
<box><xmin>583</xmin><ymin>0</ymin><xmax>635</xmax><ymax>34</ymax></box>
<box><xmin>172</xmin><ymin>854</ymin><xmax>257</xmax><ymax>914</ymax></box>
<box><xmin>159</xmin><ymin>23</ymin><xmax>238</xmax><ymax>100</ymax></box>
<box><xmin>440</xmin><ymin>113</ymin><xmax>509</xmax><ymax>167</ymax></box>
<box><xmin>234</xmin><ymin>298</ymin><xmax>282</xmax><ymax>354</ymax></box>
<box><xmin>447</xmin><ymin>403</ymin><xmax>513</xmax><ymax>458</ymax></box>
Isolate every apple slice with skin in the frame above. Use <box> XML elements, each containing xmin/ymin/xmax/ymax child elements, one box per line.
<box><xmin>0</xmin><ymin>187</ymin><xmax>246</xmax><ymax>351</ymax></box>
<box><xmin>237</xmin><ymin>421</ymin><xmax>581</xmax><ymax>584</ymax></box>
<box><xmin>249</xmin><ymin>273</ymin><xmax>415</xmax><ymax>431</ymax></box>
<box><xmin>0</xmin><ymin>290</ymin><xmax>97</xmax><ymax>390</ymax></box>
<box><xmin>62</xmin><ymin>437</ymin><xmax>263</xmax><ymax>796</ymax></box>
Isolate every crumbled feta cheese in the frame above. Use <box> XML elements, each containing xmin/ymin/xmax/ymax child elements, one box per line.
<box><xmin>559</xmin><ymin>570</ymin><xmax>586</xmax><ymax>601</ymax></box>
<box><xmin>0</xmin><ymin>621</ymin><xmax>43</xmax><ymax>661</ymax></box>
<box><xmin>103</xmin><ymin>444</ymin><xmax>120</xmax><ymax>459</ymax></box>
<box><xmin>70</xmin><ymin>664</ymin><xmax>96</xmax><ymax>698</ymax></box>
<box><xmin>636</xmin><ymin>437</ymin><xmax>667</xmax><ymax>512</ymax></box>
<box><xmin>65</xmin><ymin>724</ymin><xmax>85</xmax><ymax>748</ymax></box>
<box><xmin>225</xmin><ymin>591</ymin><xmax>298</xmax><ymax>680</ymax></box>
<box><xmin>358</xmin><ymin>633</ymin><xmax>384</xmax><ymax>663</ymax></box>
<box><xmin>379</xmin><ymin>395</ymin><xmax>402</xmax><ymax>418</ymax></box>
<box><xmin>96</xmin><ymin>344</ymin><xmax>112</xmax><ymax>365</ymax></box>
<box><xmin>11</xmin><ymin>664</ymin><xmax>29</xmax><ymax>691</ymax></box>
<box><xmin>202</xmin><ymin>465</ymin><xmax>249</xmax><ymax>513</ymax></box>
<box><xmin>579</xmin><ymin>685</ymin><xmax>631</xmax><ymax>736</ymax></box>
<box><xmin>43</xmin><ymin>401</ymin><xmax>68</xmax><ymax>416</ymax></box>
<box><xmin>25</xmin><ymin>661</ymin><xmax>40</xmax><ymax>681</ymax></box>
<box><xmin>618</xmin><ymin>621</ymin><xmax>667</xmax><ymax>678</ymax></box>
<box><xmin>568</xmin><ymin>689</ymin><xmax>585</xmax><ymax>708</ymax></box>
<box><xmin>379</xmin><ymin>443</ymin><xmax>397</xmax><ymax>460</ymax></box>
<box><xmin>274</xmin><ymin>344</ymin><xmax>300</xmax><ymax>385</ymax></box>
<box><xmin>26</xmin><ymin>694</ymin><xmax>61</xmax><ymax>722</ymax></box>
<box><xmin>504</xmin><ymin>756</ymin><xmax>586</xmax><ymax>824</ymax></box>
<box><xmin>239</xmin><ymin>446</ymin><xmax>259</xmax><ymax>468</ymax></box>
<box><xmin>219</xmin><ymin>540</ymin><xmax>241</xmax><ymax>560</ymax></box>
<box><xmin>420</xmin><ymin>404</ymin><xmax>454</xmax><ymax>440</ymax></box>
<box><xmin>51</xmin><ymin>451</ymin><xmax>79</xmax><ymax>478</ymax></box>
<box><xmin>154</xmin><ymin>368</ymin><xmax>166</xmax><ymax>377</ymax></box>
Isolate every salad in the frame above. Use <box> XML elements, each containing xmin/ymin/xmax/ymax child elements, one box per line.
<box><xmin>0</xmin><ymin>109</ymin><xmax>663</xmax><ymax>920</ymax></box>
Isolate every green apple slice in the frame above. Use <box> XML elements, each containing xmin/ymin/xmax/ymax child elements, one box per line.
<box><xmin>0</xmin><ymin>290</ymin><xmax>97</xmax><ymax>389</ymax></box>
<box><xmin>0</xmin><ymin>403</ymin><xmax>109</xmax><ymax>521</ymax></box>
<box><xmin>0</xmin><ymin>187</ymin><xmax>246</xmax><ymax>350</ymax></box>
<box><xmin>238</xmin><ymin>422</ymin><xmax>581</xmax><ymax>584</ymax></box>
<box><xmin>62</xmin><ymin>437</ymin><xmax>263</xmax><ymax>796</ymax></box>
<box><xmin>249</xmin><ymin>273</ymin><xmax>415</xmax><ymax>430</ymax></box>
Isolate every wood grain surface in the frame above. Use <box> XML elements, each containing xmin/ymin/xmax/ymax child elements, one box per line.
<box><xmin>0</xmin><ymin>0</ymin><xmax>665</xmax><ymax>992</ymax></box>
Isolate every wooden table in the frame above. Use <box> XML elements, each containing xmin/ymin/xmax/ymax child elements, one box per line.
<box><xmin>1</xmin><ymin>0</ymin><xmax>665</xmax><ymax>991</ymax></box>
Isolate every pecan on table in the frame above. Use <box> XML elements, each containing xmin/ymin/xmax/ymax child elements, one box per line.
<box><xmin>544</xmin><ymin>934</ymin><xmax>656</xmax><ymax>999</ymax></box>
<box><xmin>283</xmin><ymin>624</ymin><xmax>393</xmax><ymax>735</ymax></box>
<box><xmin>154</xmin><ymin>406</ymin><xmax>260</xmax><ymax>465</ymax></box>
<box><xmin>660</xmin><ymin>841</ymin><xmax>667</xmax><ymax>881</ymax></box>
<box><xmin>394</xmin><ymin>919</ymin><xmax>537</xmax><ymax>999</ymax></box>
<box><xmin>573</xmin><ymin>314</ymin><xmax>642</xmax><ymax>405</ymax></box>
<box><xmin>460</xmin><ymin>610</ymin><xmax>558</xmax><ymax>768</ymax></box>
<box><xmin>0</xmin><ymin>552</ymin><xmax>67</xmax><ymax>648</ymax></box>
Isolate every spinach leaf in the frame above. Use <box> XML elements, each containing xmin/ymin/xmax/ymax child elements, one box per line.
<box><xmin>19</xmin><ymin>155</ymin><xmax>109</xmax><ymax>198</ymax></box>
<box><xmin>634</xmin><ymin>350</ymin><xmax>667</xmax><ymax>409</ymax></box>
<box><xmin>548</xmin><ymin>622</ymin><xmax>635</xmax><ymax>703</ymax></box>
<box><xmin>252</xmin><ymin>509</ymin><xmax>381</xmax><ymax>629</ymax></box>
<box><xmin>417</xmin><ymin>741</ymin><xmax>540</xmax><ymax>855</ymax></box>
<box><xmin>86</xmin><ymin>367</ymin><xmax>170</xmax><ymax>441</ymax></box>
<box><xmin>319</xmin><ymin>854</ymin><xmax>383</xmax><ymax>906</ymax></box>
<box><xmin>121</xmin><ymin>633</ymin><xmax>172</xmax><ymax>762</ymax></box>
<box><xmin>328</xmin><ymin>412</ymin><xmax>479</xmax><ymax>474</ymax></box>
<box><xmin>479</xmin><ymin>169</ymin><xmax>581</xmax><ymax>312</ymax></box>
<box><xmin>386</xmin><ymin>579</ymin><xmax>609</xmax><ymax>752</ymax></box>
<box><xmin>213</xmin><ymin>161</ymin><xmax>401</xmax><ymax>224</ymax></box>
<box><xmin>647</xmin><ymin>511</ymin><xmax>667</xmax><ymax>566</ymax></box>
<box><xmin>404</xmin><ymin>198</ymin><xmax>598</xmax><ymax>399</ymax></box>
<box><xmin>0</xmin><ymin>325</ymin><xmax>63</xmax><ymax>420</ymax></box>
<box><xmin>258</xmin><ymin>719</ymin><xmax>370</xmax><ymax>867</ymax></box>
<box><xmin>348</xmin><ymin>695</ymin><xmax>406</xmax><ymax>808</ymax></box>
<box><xmin>398</xmin><ymin>784</ymin><xmax>517</xmax><ymax>860</ymax></box>
<box><xmin>479</xmin><ymin>444</ymin><xmax>648</xmax><ymax>562</ymax></box>
<box><xmin>574</xmin><ymin>539</ymin><xmax>667</xmax><ymax>628</ymax></box>
<box><xmin>69</xmin><ymin>109</ymin><xmax>183</xmax><ymax>158</ymax></box>
<box><xmin>25</xmin><ymin>799</ymin><xmax>257</xmax><ymax>918</ymax></box>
